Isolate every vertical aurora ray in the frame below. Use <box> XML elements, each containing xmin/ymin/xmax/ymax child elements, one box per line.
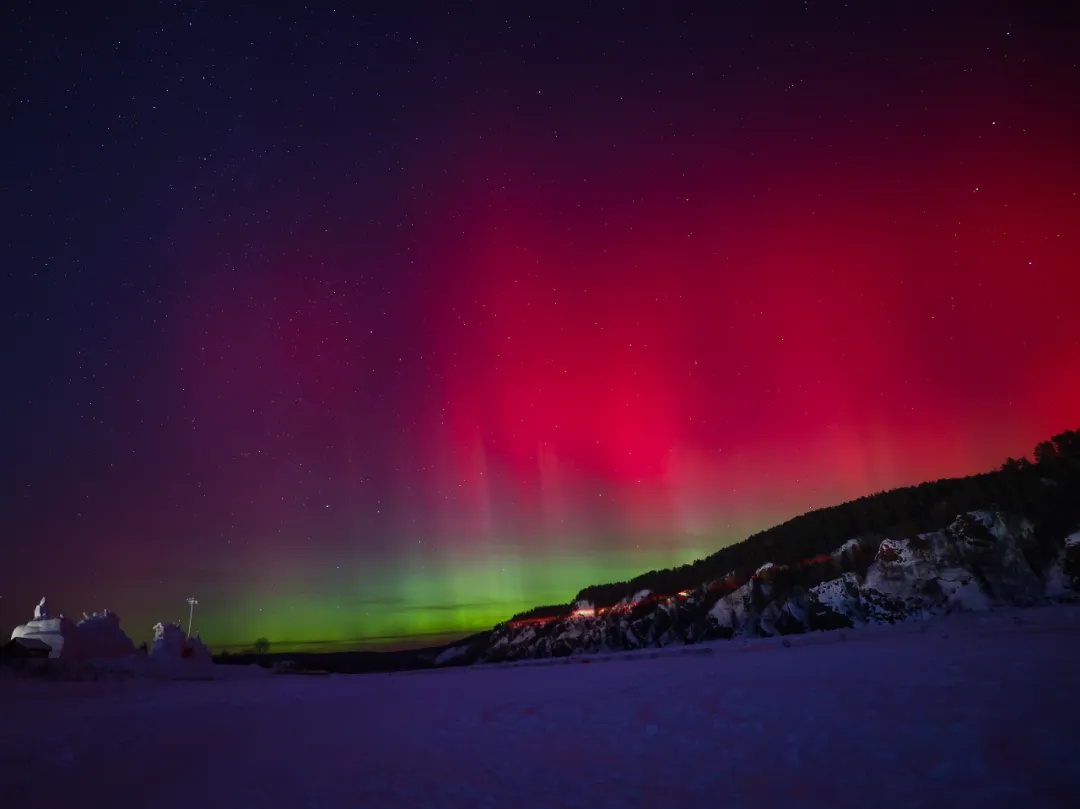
<box><xmin>80</xmin><ymin>129</ymin><xmax>1080</xmax><ymax>649</ymax></box>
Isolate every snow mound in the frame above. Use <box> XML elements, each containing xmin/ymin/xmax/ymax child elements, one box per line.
<box><xmin>10</xmin><ymin>601</ymin><xmax>136</xmax><ymax>661</ymax></box>
<box><xmin>10</xmin><ymin>616</ymin><xmax>81</xmax><ymax>659</ymax></box>
<box><xmin>150</xmin><ymin>623</ymin><xmax>212</xmax><ymax>664</ymax></box>
<box><xmin>75</xmin><ymin>610</ymin><xmax>137</xmax><ymax>659</ymax></box>
<box><xmin>434</xmin><ymin>644</ymin><xmax>472</xmax><ymax>666</ymax></box>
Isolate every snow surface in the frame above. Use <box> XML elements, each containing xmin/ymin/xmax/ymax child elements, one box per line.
<box><xmin>3</xmin><ymin>606</ymin><xmax>1079</xmax><ymax>809</ymax></box>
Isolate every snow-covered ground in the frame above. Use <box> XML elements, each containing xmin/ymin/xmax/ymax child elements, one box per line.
<box><xmin>3</xmin><ymin>606</ymin><xmax>1080</xmax><ymax>809</ymax></box>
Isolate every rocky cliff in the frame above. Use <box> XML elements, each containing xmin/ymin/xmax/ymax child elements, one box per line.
<box><xmin>437</xmin><ymin>511</ymin><xmax>1080</xmax><ymax>666</ymax></box>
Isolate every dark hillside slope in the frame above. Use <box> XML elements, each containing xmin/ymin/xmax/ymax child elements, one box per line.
<box><xmin>435</xmin><ymin>430</ymin><xmax>1078</xmax><ymax>665</ymax></box>
<box><xmin>574</xmin><ymin>429</ymin><xmax>1078</xmax><ymax>608</ymax></box>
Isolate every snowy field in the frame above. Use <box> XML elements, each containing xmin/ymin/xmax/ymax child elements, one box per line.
<box><xmin>3</xmin><ymin>606</ymin><xmax>1080</xmax><ymax>809</ymax></box>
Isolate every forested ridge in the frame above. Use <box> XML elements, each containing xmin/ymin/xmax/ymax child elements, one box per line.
<box><xmin>511</xmin><ymin>429</ymin><xmax>1079</xmax><ymax>620</ymax></box>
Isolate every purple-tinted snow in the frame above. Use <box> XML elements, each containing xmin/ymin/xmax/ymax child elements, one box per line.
<box><xmin>3</xmin><ymin>606</ymin><xmax>1079</xmax><ymax>808</ymax></box>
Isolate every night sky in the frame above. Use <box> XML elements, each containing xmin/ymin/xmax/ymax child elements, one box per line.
<box><xmin>5</xmin><ymin>2</ymin><xmax>1078</xmax><ymax>651</ymax></box>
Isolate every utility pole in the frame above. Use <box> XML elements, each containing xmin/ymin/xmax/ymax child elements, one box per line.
<box><xmin>186</xmin><ymin>597</ymin><xmax>198</xmax><ymax>638</ymax></box>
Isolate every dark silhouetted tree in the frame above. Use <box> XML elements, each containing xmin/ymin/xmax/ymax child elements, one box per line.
<box><xmin>1034</xmin><ymin>441</ymin><xmax>1059</xmax><ymax>464</ymax></box>
<box><xmin>1051</xmin><ymin>429</ymin><xmax>1079</xmax><ymax>460</ymax></box>
<box><xmin>1001</xmin><ymin>457</ymin><xmax>1025</xmax><ymax>473</ymax></box>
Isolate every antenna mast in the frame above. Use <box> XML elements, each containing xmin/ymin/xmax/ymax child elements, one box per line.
<box><xmin>186</xmin><ymin>597</ymin><xmax>198</xmax><ymax>638</ymax></box>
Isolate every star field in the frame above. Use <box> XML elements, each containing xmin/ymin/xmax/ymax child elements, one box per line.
<box><xmin>4</xmin><ymin>2</ymin><xmax>1079</xmax><ymax>650</ymax></box>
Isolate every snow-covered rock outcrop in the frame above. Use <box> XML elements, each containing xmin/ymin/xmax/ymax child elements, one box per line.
<box><xmin>1045</xmin><ymin>531</ymin><xmax>1080</xmax><ymax>597</ymax></box>
<box><xmin>807</xmin><ymin>512</ymin><xmax>1052</xmax><ymax>628</ymax></box>
<box><xmin>437</xmin><ymin>511</ymin><xmax>1080</xmax><ymax>665</ymax></box>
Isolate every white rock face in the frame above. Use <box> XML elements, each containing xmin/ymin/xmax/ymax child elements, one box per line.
<box><xmin>437</xmin><ymin>510</ymin><xmax>1079</xmax><ymax>666</ymax></box>
<box><xmin>708</xmin><ymin>583</ymin><xmax>754</xmax><ymax>633</ymax></box>
<box><xmin>810</xmin><ymin>511</ymin><xmax>1057</xmax><ymax>625</ymax></box>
